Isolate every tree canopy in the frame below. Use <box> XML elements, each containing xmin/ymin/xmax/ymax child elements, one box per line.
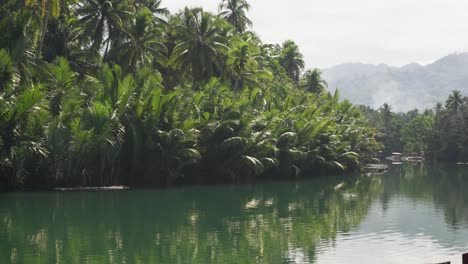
<box><xmin>0</xmin><ymin>0</ymin><xmax>382</xmax><ymax>190</ymax></box>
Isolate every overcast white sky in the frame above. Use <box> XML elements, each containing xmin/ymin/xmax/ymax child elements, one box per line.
<box><xmin>164</xmin><ymin>0</ymin><xmax>468</xmax><ymax>69</ymax></box>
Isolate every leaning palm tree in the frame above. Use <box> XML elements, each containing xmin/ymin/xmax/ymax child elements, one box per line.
<box><xmin>218</xmin><ymin>0</ymin><xmax>252</xmax><ymax>34</ymax></box>
<box><xmin>278</xmin><ymin>40</ymin><xmax>304</xmax><ymax>84</ymax></box>
<box><xmin>445</xmin><ymin>90</ymin><xmax>464</xmax><ymax>113</ymax></box>
<box><xmin>169</xmin><ymin>8</ymin><xmax>229</xmax><ymax>86</ymax></box>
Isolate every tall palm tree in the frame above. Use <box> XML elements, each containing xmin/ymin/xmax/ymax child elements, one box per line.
<box><xmin>41</xmin><ymin>15</ymin><xmax>93</xmax><ymax>73</ymax></box>
<box><xmin>226</xmin><ymin>36</ymin><xmax>264</xmax><ymax>90</ymax></box>
<box><xmin>435</xmin><ymin>102</ymin><xmax>443</xmax><ymax>115</ymax></box>
<box><xmin>278</xmin><ymin>40</ymin><xmax>304</xmax><ymax>84</ymax></box>
<box><xmin>135</xmin><ymin>0</ymin><xmax>168</xmax><ymax>20</ymax></box>
<box><xmin>169</xmin><ymin>8</ymin><xmax>229</xmax><ymax>86</ymax></box>
<box><xmin>218</xmin><ymin>0</ymin><xmax>252</xmax><ymax>34</ymax></box>
<box><xmin>76</xmin><ymin>0</ymin><xmax>131</xmax><ymax>58</ymax></box>
<box><xmin>379</xmin><ymin>103</ymin><xmax>392</xmax><ymax>127</ymax></box>
<box><xmin>113</xmin><ymin>8</ymin><xmax>167</xmax><ymax>72</ymax></box>
<box><xmin>445</xmin><ymin>90</ymin><xmax>464</xmax><ymax>113</ymax></box>
<box><xmin>25</xmin><ymin>0</ymin><xmax>61</xmax><ymax>58</ymax></box>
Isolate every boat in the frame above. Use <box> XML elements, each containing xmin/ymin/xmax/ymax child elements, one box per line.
<box><xmin>54</xmin><ymin>186</ymin><xmax>129</xmax><ymax>191</ymax></box>
<box><xmin>403</xmin><ymin>152</ymin><xmax>424</xmax><ymax>163</ymax></box>
<box><xmin>364</xmin><ymin>164</ymin><xmax>388</xmax><ymax>173</ymax></box>
<box><xmin>385</xmin><ymin>152</ymin><xmax>402</xmax><ymax>162</ymax></box>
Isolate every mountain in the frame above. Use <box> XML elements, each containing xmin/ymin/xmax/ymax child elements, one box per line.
<box><xmin>321</xmin><ymin>52</ymin><xmax>468</xmax><ymax>112</ymax></box>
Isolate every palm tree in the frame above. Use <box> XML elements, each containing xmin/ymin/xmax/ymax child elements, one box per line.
<box><xmin>43</xmin><ymin>57</ymin><xmax>77</xmax><ymax>116</ymax></box>
<box><xmin>169</xmin><ymin>8</ymin><xmax>229</xmax><ymax>86</ymax></box>
<box><xmin>25</xmin><ymin>0</ymin><xmax>61</xmax><ymax>58</ymax></box>
<box><xmin>40</xmin><ymin>14</ymin><xmax>95</xmax><ymax>73</ymax></box>
<box><xmin>300</xmin><ymin>69</ymin><xmax>327</xmax><ymax>94</ymax></box>
<box><xmin>136</xmin><ymin>0</ymin><xmax>168</xmax><ymax>21</ymax></box>
<box><xmin>278</xmin><ymin>40</ymin><xmax>304</xmax><ymax>84</ymax></box>
<box><xmin>113</xmin><ymin>8</ymin><xmax>167</xmax><ymax>72</ymax></box>
<box><xmin>435</xmin><ymin>102</ymin><xmax>443</xmax><ymax>115</ymax></box>
<box><xmin>226</xmin><ymin>36</ymin><xmax>268</xmax><ymax>90</ymax></box>
<box><xmin>0</xmin><ymin>49</ymin><xmax>18</xmax><ymax>93</ymax></box>
<box><xmin>76</xmin><ymin>0</ymin><xmax>131</xmax><ymax>58</ymax></box>
<box><xmin>445</xmin><ymin>90</ymin><xmax>464</xmax><ymax>113</ymax></box>
<box><xmin>218</xmin><ymin>0</ymin><xmax>252</xmax><ymax>34</ymax></box>
<box><xmin>0</xmin><ymin>9</ymin><xmax>38</xmax><ymax>83</ymax></box>
<box><xmin>0</xmin><ymin>86</ymin><xmax>46</xmax><ymax>186</ymax></box>
<box><xmin>379</xmin><ymin>103</ymin><xmax>392</xmax><ymax>127</ymax></box>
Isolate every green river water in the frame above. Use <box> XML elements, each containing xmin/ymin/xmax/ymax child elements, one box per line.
<box><xmin>1</xmin><ymin>164</ymin><xmax>468</xmax><ymax>263</ymax></box>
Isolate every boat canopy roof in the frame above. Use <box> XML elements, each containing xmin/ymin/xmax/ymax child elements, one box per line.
<box><xmin>392</xmin><ymin>152</ymin><xmax>403</xmax><ymax>155</ymax></box>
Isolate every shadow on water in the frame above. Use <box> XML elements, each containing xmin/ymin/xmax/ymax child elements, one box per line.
<box><xmin>1</xmin><ymin>164</ymin><xmax>468</xmax><ymax>263</ymax></box>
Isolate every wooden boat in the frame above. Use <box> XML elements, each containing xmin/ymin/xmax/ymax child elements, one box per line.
<box><xmin>364</xmin><ymin>164</ymin><xmax>388</xmax><ymax>173</ymax></box>
<box><xmin>54</xmin><ymin>186</ymin><xmax>129</xmax><ymax>191</ymax></box>
<box><xmin>385</xmin><ymin>152</ymin><xmax>402</xmax><ymax>162</ymax></box>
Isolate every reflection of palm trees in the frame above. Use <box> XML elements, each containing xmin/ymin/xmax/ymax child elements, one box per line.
<box><xmin>0</xmin><ymin>175</ymin><xmax>381</xmax><ymax>263</ymax></box>
<box><xmin>383</xmin><ymin>164</ymin><xmax>468</xmax><ymax>228</ymax></box>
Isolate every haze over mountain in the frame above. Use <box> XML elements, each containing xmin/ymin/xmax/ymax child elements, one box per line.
<box><xmin>322</xmin><ymin>52</ymin><xmax>468</xmax><ymax>112</ymax></box>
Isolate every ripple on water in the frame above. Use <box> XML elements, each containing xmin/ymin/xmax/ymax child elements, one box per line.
<box><xmin>316</xmin><ymin>231</ymin><xmax>464</xmax><ymax>264</ymax></box>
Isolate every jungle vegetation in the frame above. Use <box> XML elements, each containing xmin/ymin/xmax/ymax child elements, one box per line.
<box><xmin>360</xmin><ymin>90</ymin><xmax>468</xmax><ymax>161</ymax></box>
<box><xmin>0</xmin><ymin>0</ymin><xmax>382</xmax><ymax>190</ymax></box>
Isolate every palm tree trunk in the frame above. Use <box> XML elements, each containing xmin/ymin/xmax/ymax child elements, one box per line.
<box><xmin>103</xmin><ymin>40</ymin><xmax>110</xmax><ymax>62</ymax></box>
<box><xmin>234</xmin><ymin>77</ymin><xmax>240</xmax><ymax>91</ymax></box>
<box><xmin>37</xmin><ymin>0</ymin><xmax>50</xmax><ymax>58</ymax></box>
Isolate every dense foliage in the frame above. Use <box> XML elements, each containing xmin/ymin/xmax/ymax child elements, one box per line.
<box><xmin>361</xmin><ymin>90</ymin><xmax>468</xmax><ymax>161</ymax></box>
<box><xmin>0</xmin><ymin>0</ymin><xmax>381</xmax><ymax>190</ymax></box>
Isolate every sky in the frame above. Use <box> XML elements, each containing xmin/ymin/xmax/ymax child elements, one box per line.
<box><xmin>164</xmin><ymin>0</ymin><xmax>468</xmax><ymax>69</ymax></box>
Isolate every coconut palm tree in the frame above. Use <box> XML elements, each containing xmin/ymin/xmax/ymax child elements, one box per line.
<box><xmin>169</xmin><ymin>8</ymin><xmax>229</xmax><ymax>86</ymax></box>
<box><xmin>445</xmin><ymin>90</ymin><xmax>464</xmax><ymax>113</ymax></box>
<box><xmin>24</xmin><ymin>0</ymin><xmax>61</xmax><ymax>58</ymax></box>
<box><xmin>76</xmin><ymin>0</ymin><xmax>132</xmax><ymax>58</ymax></box>
<box><xmin>300</xmin><ymin>69</ymin><xmax>327</xmax><ymax>94</ymax></box>
<box><xmin>112</xmin><ymin>8</ymin><xmax>167</xmax><ymax>72</ymax></box>
<box><xmin>278</xmin><ymin>40</ymin><xmax>304</xmax><ymax>84</ymax></box>
<box><xmin>226</xmin><ymin>36</ymin><xmax>264</xmax><ymax>90</ymax></box>
<box><xmin>218</xmin><ymin>0</ymin><xmax>252</xmax><ymax>34</ymax></box>
<box><xmin>379</xmin><ymin>103</ymin><xmax>392</xmax><ymax>127</ymax></box>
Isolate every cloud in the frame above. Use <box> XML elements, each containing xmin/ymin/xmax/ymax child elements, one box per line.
<box><xmin>164</xmin><ymin>0</ymin><xmax>468</xmax><ymax>68</ymax></box>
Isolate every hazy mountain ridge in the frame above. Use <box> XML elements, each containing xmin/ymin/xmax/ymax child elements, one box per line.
<box><xmin>322</xmin><ymin>52</ymin><xmax>468</xmax><ymax>112</ymax></box>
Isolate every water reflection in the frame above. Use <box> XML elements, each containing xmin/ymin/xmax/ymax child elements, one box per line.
<box><xmin>0</xmin><ymin>165</ymin><xmax>467</xmax><ymax>263</ymax></box>
<box><xmin>382</xmin><ymin>164</ymin><xmax>468</xmax><ymax>229</ymax></box>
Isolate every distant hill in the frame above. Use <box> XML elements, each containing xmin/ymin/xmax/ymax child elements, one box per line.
<box><xmin>321</xmin><ymin>52</ymin><xmax>468</xmax><ymax>112</ymax></box>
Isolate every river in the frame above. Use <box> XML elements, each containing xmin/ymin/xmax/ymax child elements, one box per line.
<box><xmin>1</xmin><ymin>164</ymin><xmax>467</xmax><ymax>263</ymax></box>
